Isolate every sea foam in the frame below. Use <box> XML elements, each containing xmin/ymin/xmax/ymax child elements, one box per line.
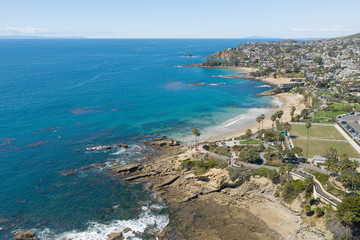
<box><xmin>35</xmin><ymin>204</ymin><xmax>169</xmax><ymax>240</ymax></box>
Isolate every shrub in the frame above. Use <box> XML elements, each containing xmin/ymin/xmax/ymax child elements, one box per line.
<box><xmin>314</xmin><ymin>207</ymin><xmax>325</xmax><ymax>217</ymax></box>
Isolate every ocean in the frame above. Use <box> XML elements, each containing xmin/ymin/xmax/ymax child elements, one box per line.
<box><xmin>0</xmin><ymin>39</ymin><xmax>276</xmax><ymax>239</ymax></box>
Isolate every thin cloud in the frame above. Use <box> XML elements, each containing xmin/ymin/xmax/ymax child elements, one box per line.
<box><xmin>292</xmin><ymin>26</ymin><xmax>354</xmax><ymax>32</ymax></box>
<box><xmin>2</xmin><ymin>27</ymin><xmax>47</xmax><ymax>35</ymax></box>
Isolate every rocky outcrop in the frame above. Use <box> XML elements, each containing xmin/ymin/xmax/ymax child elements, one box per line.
<box><xmin>154</xmin><ymin>136</ymin><xmax>166</xmax><ymax>141</ymax></box>
<box><xmin>107</xmin><ymin>232</ymin><xmax>123</xmax><ymax>240</ymax></box>
<box><xmin>111</xmin><ymin>163</ymin><xmax>141</xmax><ymax>175</ymax></box>
<box><xmin>14</xmin><ymin>231</ymin><xmax>37</xmax><ymax>240</ymax></box>
<box><xmin>143</xmin><ymin>138</ymin><xmax>180</xmax><ymax>150</ymax></box>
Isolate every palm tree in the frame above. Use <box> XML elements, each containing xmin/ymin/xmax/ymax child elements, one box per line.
<box><xmin>305</xmin><ymin>120</ymin><xmax>312</xmax><ymax>159</ymax></box>
<box><xmin>283</xmin><ymin>122</ymin><xmax>292</xmax><ymax>133</ymax></box>
<box><xmin>260</xmin><ymin>114</ymin><xmax>265</xmax><ymax>129</ymax></box>
<box><xmin>342</xmin><ymin>211</ymin><xmax>355</xmax><ymax>240</ymax></box>
<box><xmin>256</xmin><ymin>116</ymin><xmax>262</xmax><ymax>129</ymax></box>
<box><xmin>290</xmin><ymin>106</ymin><xmax>296</xmax><ymax>121</ymax></box>
<box><xmin>324</xmin><ymin>158</ymin><xmax>334</xmax><ymax>175</ymax></box>
<box><xmin>192</xmin><ymin>128</ymin><xmax>200</xmax><ymax>150</ymax></box>
<box><xmin>270</xmin><ymin>114</ymin><xmax>277</xmax><ymax>130</ymax></box>
<box><xmin>284</xmin><ymin>163</ymin><xmax>294</xmax><ymax>182</ymax></box>
<box><xmin>277</xmin><ymin>110</ymin><xmax>284</xmax><ymax>122</ymax></box>
<box><xmin>303</xmin><ymin>177</ymin><xmax>313</xmax><ymax>203</ymax></box>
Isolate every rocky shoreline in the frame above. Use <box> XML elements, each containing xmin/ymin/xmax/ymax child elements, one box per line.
<box><xmin>14</xmin><ymin>136</ymin><xmax>334</xmax><ymax>240</ymax></box>
<box><xmin>109</xmin><ymin>137</ymin><xmax>333</xmax><ymax>240</ymax></box>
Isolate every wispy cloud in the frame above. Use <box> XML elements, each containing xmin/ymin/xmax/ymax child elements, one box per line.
<box><xmin>292</xmin><ymin>25</ymin><xmax>354</xmax><ymax>32</ymax></box>
<box><xmin>1</xmin><ymin>27</ymin><xmax>47</xmax><ymax>35</ymax></box>
<box><xmin>0</xmin><ymin>27</ymin><xmax>114</xmax><ymax>38</ymax></box>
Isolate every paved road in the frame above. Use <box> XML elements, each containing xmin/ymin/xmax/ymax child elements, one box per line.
<box><xmin>292</xmin><ymin>170</ymin><xmax>341</xmax><ymax>206</ymax></box>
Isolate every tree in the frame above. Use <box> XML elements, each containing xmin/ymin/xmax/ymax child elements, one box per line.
<box><xmin>303</xmin><ymin>177</ymin><xmax>314</xmax><ymax>203</ymax></box>
<box><xmin>324</xmin><ymin>147</ymin><xmax>338</xmax><ymax>174</ymax></box>
<box><xmin>301</xmin><ymin>109</ymin><xmax>309</xmax><ymax>119</ymax></box>
<box><xmin>304</xmin><ymin>204</ymin><xmax>312</xmax><ymax>216</ymax></box>
<box><xmin>192</xmin><ymin>128</ymin><xmax>200</xmax><ymax>150</ymax></box>
<box><xmin>281</xmin><ymin>149</ymin><xmax>296</xmax><ymax>161</ymax></box>
<box><xmin>245</xmin><ymin>129</ymin><xmax>252</xmax><ymax>140</ymax></box>
<box><xmin>336</xmin><ymin>196</ymin><xmax>360</xmax><ymax>228</ymax></box>
<box><xmin>284</xmin><ymin>163</ymin><xmax>294</xmax><ymax>182</ymax></box>
<box><xmin>313</xmin><ymin>56</ymin><xmax>323</xmax><ymax>65</ymax></box>
<box><xmin>305</xmin><ymin>121</ymin><xmax>312</xmax><ymax>159</ymax></box>
<box><xmin>342</xmin><ymin>211</ymin><xmax>356</xmax><ymax>240</ymax></box>
<box><xmin>271</xmin><ymin>114</ymin><xmax>277</xmax><ymax>130</ymax></box>
<box><xmin>283</xmin><ymin>122</ymin><xmax>292</xmax><ymax>133</ymax></box>
<box><xmin>324</xmin><ymin>158</ymin><xmax>335</xmax><ymax>175</ymax></box>
<box><xmin>256</xmin><ymin>116</ymin><xmax>262</xmax><ymax>129</ymax></box>
<box><xmin>291</xmin><ymin>146</ymin><xmax>303</xmax><ymax>157</ymax></box>
<box><xmin>290</xmin><ymin>106</ymin><xmax>296</xmax><ymax>121</ymax></box>
<box><xmin>244</xmin><ymin>148</ymin><xmax>261</xmax><ymax>163</ymax></box>
<box><xmin>314</xmin><ymin>207</ymin><xmax>325</xmax><ymax>217</ymax></box>
<box><xmin>260</xmin><ymin>114</ymin><xmax>265</xmax><ymax>130</ymax></box>
<box><xmin>277</xmin><ymin>110</ymin><xmax>284</xmax><ymax>122</ymax></box>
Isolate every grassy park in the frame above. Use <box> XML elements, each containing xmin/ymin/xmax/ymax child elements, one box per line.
<box><xmin>290</xmin><ymin>124</ymin><xmax>360</xmax><ymax>158</ymax></box>
<box><xmin>290</xmin><ymin>124</ymin><xmax>346</xmax><ymax>140</ymax></box>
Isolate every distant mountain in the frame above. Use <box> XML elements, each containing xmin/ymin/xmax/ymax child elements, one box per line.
<box><xmin>0</xmin><ymin>35</ymin><xmax>86</xmax><ymax>39</ymax></box>
<box><xmin>241</xmin><ymin>36</ymin><xmax>283</xmax><ymax>40</ymax></box>
<box><xmin>336</xmin><ymin>32</ymin><xmax>360</xmax><ymax>40</ymax></box>
<box><xmin>281</xmin><ymin>39</ymin><xmax>297</xmax><ymax>43</ymax></box>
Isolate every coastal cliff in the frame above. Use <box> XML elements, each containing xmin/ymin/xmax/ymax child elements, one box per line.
<box><xmin>109</xmin><ymin>139</ymin><xmax>333</xmax><ymax>240</ymax></box>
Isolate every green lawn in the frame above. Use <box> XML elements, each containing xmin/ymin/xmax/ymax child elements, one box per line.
<box><xmin>290</xmin><ymin>124</ymin><xmax>346</xmax><ymax>140</ymax></box>
<box><xmin>292</xmin><ymin>139</ymin><xmax>360</xmax><ymax>158</ymax></box>
<box><xmin>239</xmin><ymin>140</ymin><xmax>260</xmax><ymax>144</ymax></box>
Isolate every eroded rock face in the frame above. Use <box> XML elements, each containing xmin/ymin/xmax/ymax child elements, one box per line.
<box><xmin>143</xmin><ymin>138</ymin><xmax>180</xmax><ymax>149</ymax></box>
<box><xmin>110</xmin><ymin>163</ymin><xmax>141</xmax><ymax>175</ymax></box>
<box><xmin>14</xmin><ymin>230</ymin><xmax>36</xmax><ymax>240</ymax></box>
<box><xmin>107</xmin><ymin>232</ymin><xmax>124</xmax><ymax>240</ymax></box>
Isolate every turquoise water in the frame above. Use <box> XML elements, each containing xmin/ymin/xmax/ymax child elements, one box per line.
<box><xmin>0</xmin><ymin>39</ymin><xmax>275</xmax><ymax>239</ymax></box>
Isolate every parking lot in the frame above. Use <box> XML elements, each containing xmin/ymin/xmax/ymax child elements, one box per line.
<box><xmin>338</xmin><ymin>113</ymin><xmax>360</xmax><ymax>142</ymax></box>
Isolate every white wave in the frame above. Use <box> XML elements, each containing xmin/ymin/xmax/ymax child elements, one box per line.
<box><xmin>222</xmin><ymin>115</ymin><xmax>245</xmax><ymax>128</ymax></box>
<box><xmin>255</xmin><ymin>84</ymin><xmax>271</xmax><ymax>88</ymax></box>
<box><xmin>110</xmin><ymin>148</ymin><xmax>126</xmax><ymax>155</ymax></box>
<box><xmin>211</xmin><ymin>75</ymin><xmax>233</xmax><ymax>79</ymax></box>
<box><xmin>35</xmin><ymin>204</ymin><xmax>169</xmax><ymax>240</ymax></box>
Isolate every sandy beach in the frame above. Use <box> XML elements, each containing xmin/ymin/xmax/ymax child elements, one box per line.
<box><xmin>203</xmin><ymin>92</ymin><xmax>305</xmax><ymax>142</ymax></box>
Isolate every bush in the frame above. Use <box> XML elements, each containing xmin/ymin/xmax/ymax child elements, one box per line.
<box><xmin>314</xmin><ymin>207</ymin><xmax>325</xmax><ymax>217</ymax></box>
<box><xmin>182</xmin><ymin>160</ymin><xmax>195</xmax><ymax>171</ymax></box>
<box><xmin>281</xmin><ymin>181</ymin><xmax>298</xmax><ymax>203</ymax></box>
<box><xmin>227</xmin><ymin>167</ymin><xmax>244</xmax><ymax>181</ymax></box>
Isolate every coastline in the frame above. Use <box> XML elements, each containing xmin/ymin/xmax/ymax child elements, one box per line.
<box><xmin>193</xmin><ymin>66</ymin><xmax>306</xmax><ymax>143</ymax></box>
<box><xmin>202</xmin><ymin>92</ymin><xmax>305</xmax><ymax>142</ymax></box>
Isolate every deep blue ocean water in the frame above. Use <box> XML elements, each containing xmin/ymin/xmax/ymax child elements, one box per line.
<box><xmin>0</xmin><ymin>39</ymin><xmax>276</xmax><ymax>239</ymax></box>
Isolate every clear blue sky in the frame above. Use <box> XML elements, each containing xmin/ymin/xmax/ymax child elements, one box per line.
<box><xmin>1</xmin><ymin>0</ymin><xmax>359</xmax><ymax>38</ymax></box>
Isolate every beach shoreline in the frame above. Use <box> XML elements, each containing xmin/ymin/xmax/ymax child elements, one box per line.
<box><xmin>201</xmin><ymin>92</ymin><xmax>305</xmax><ymax>143</ymax></box>
<box><xmin>188</xmin><ymin>66</ymin><xmax>306</xmax><ymax>143</ymax></box>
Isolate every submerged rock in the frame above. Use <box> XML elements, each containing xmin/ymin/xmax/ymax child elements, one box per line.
<box><xmin>14</xmin><ymin>230</ymin><xmax>37</xmax><ymax>240</ymax></box>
